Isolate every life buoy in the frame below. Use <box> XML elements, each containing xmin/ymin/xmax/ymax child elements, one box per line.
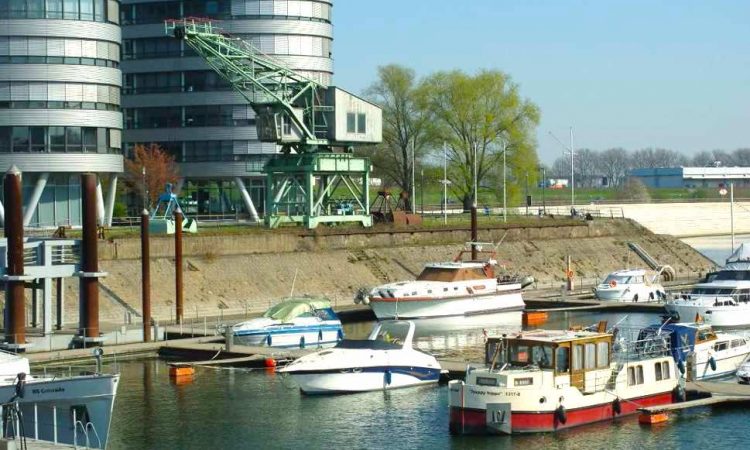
<box><xmin>612</xmin><ymin>398</ymin><xmax>621</xmax><ymax>415</ymax></box>
<box><xmin>566</xmin><ymin>270</ymin><xmax>574</xmax><ymax>280</ymax></box>
<box><xmin>609</xmin><ymin>280</ymin><xmax>617</xmax><ymax>288</ymax></box>
<box><xmin>555</xmin><ymin>405</ymin><xmax>567</xmax><ymax>424</ymax></box>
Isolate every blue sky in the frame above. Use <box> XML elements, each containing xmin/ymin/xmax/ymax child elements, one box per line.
<box><xmin>332</xmin><ymin>0</ymin><xmax>749</xmax><ymax>163</ymax></box>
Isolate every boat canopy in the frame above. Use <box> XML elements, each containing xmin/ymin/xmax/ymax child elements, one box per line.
<box><xmin>263</xmin><ymin>297</ymin><xmax>334</xmax><ymax>322</ymax></box>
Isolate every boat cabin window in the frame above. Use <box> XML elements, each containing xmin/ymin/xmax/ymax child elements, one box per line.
<box><xmin>696</xmin><ymin>329</ymin><xmax>717</xmax><ymax>343</ymax></box>
<box><xmin>508</xmin><ymin>342</ymin><xmax>554</xmax><ymax>369</ymax></box>
<box><xmin>416</xmin><ymin>267</ymin><xmax>487</xmax><ymax>282</ymax></box>
<box><xmin>597</xmin><ymin>342</ymin><xmax>610</xmax><ymax>368</ymax></box>
<box><xmin>655</xmin><ymin>361</ymin><xmax>670</xmax><ymax>381</ymax></box>
<box><xmin>731</xmin><ymin>339</ymin><xmax>746</xmax><ymax>348</ymax></box>
<box><xmin>476</xmin><ymin>376</ymin><xmax>498</xmax><ymax>387</ymax></box>
<box><xmin>712</xmin><ymin>270</ymin><xmax>750</xmax><ymax>281</ymax></box>
<box><xmin>584</xmin><ymin>343</ymin><xmax>596</xmax><ymax>369</ymax></box>
<box><xmin>628</xmin><ymin>365</ymin><xmax>644</xmax><ymax>386</ymax></box>
<box><xmin>556</xmin><ymin>347</ymin><xmax>570</xmax><ymax>372</ymax></box>
<box><xmin>634</xmin><ymin>276</ymin><xmax>644</xmax><ymax>283</ymax></box>
<box><xmin>572</xmin><ymin>345</ymin><xmax>583</xmax><ymax>371</ymax></box>
<box><xmin>314</xmin><ymin>308</ymin><xmax>337</xmax><ymax>321</ymax></box>
<box><xmin>713</xmin><ymin>341</ymin><xmax>729</xmax><ymax>351</ymax></box>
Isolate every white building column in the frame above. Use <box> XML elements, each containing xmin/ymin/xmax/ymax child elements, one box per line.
<box><xmin>105</xmin><ymin>174</ymin><xmax>118</xmax><ymax>227</ymax></box>
<box><xmin>0</xmin><ymin>199</ymin><xmax>5</xmax><ymax>225</ymax></box>
<box><xmin>235</xmin><ymin>177</ymin><xmax>260</xmax><ymax>222</ymax></box>
<box><xmin>23</xmin><ymin>172</ymin><xmax>49</xmax><ymax>226</ymax></box>
<box><xmin>96</xmin><ymin>178</ymin><xmax>105</xmax><ymax>225</ymax></box>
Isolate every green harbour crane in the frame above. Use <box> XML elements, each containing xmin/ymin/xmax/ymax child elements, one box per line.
<box><xmin>164</xmin><ymin>19</ymin><xmax>382</xmax><ymax>229</ymax></box>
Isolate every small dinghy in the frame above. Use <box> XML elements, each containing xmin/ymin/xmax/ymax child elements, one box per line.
<box><xmin>228</xmin><ymin>297</ymin><xmax>344</xmax><ymax>348</ymax></box>
<box><xmin>279</xmin><ymin>320</ymin><xmax>441</xmax><ymax>394</ymax></box>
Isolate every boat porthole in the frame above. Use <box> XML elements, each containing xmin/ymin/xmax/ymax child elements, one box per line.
<box><xmin>539</xmin><ymin>397</ymin><xmax>546</xmax><ymax>404</ymax></box>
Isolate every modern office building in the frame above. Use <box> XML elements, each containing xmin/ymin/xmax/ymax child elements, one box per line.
<box><xmin>121</xmin><ymin>0</ymin><xmax>334</xmax><ymax>218</ymax></box>
<box><xmin>0</xmin><ymin>0</ymin><xmax>124</xmax><ymax>227</ymax></box>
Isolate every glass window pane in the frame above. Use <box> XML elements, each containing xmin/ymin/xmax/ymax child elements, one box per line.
<box><xmin>584</xmin><ymin>343</ymin><xmax>596</xmax><ymax>370</ymax></box>
<box><xmin>597</xmin><ymin>342</ymin><xmax>609</xmax><ymax>368</ymax></box>
<box><xmin>47</xmin><ymin>0</ymin><xmax>63</xmax><ymax>18</ymax></box>
<box><xmin>572</xmin><ymin>344</ymin><xmax>583</xmax><ymax>370</ymax></box>
<box><xmin>50</xmin><ymin>126</ymin><xmax>65</xmax><ymax>152</ymax></box>
<box><xmin>80</xmin><ymin>0</ymin><xmax>93</xmax><ymax>20</ymax></box>
<box><xmin>0</xmin><ymin>128</ymin><xmax>11</xmax><ymax>152</ymax></box>
<box><xmin>346</xmin><ymin>113</ymin><xmax>355</xmax><ymax>133</ymax></box>
<box><xmin>555</xmin><ymin>347</ymin><xmax>569</xmax><ymax>372</ymax></box>
<box><xmin>94</xmin><ymin>0</ymin><xmax>104</xmax><ymax>21</ymax></box>
<box><xmin>66</xmin><ymin>126</ymin><xmax>81</xmax><ymax>151</ymax></box>
<box><xmin>655</xmin><ymin>362</ymin><xmax>662</xmax><ymax>381</ymax></box>
<box><xmin>10</xmin><ymin>0</ymin><xmax>26</xmax><ymax>19</ymax></box>
<box><xmin>63</xmin><ymin>0</ymin><xmax>78</xmax><ymax>19</ymax></box>
<box><xmin>28</xmin><ymin>0</ymin><xmax>46</xmax><ymax>18</ymax></box>
<box><xmin>30</xmin><ymin>126</ymin><xmax>46</xmax><ymax>152</ymax></box>
<box><xmin>11</xmin><ymin>126</ymin><xmax>29</xmax><ymax>152</ymax></box>
<box><xmin>636</xmin><ymin>366</ymin><xmax>644</xmax><ymax>384</ymax></box>
<box><xmin>82</xmin><ymin>127</ymin><xmax>96</xmax><ymax>151</ymax></box>
<box><xmin>357</xmin><ymin>113</ymin><xmax>366</xmax><ymax>134</ymax></box>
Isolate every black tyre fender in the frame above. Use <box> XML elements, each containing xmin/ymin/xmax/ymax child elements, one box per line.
<box><xmin>555</xmin><ymin>405</ymin><xmax>567</xmax><ymax>424</ymax></box>
<box><xmin>612</xmin><ymin>398</ymin><xmax>622</xmax><ymax>415</ymax></box>
<box><xmin>673</xmin><ymin>385</ymin><xmax>686</xmax><ymax>403</ymax></box>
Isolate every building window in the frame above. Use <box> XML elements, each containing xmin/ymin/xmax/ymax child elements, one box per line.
<box><xmin>49</xmin><ymin>126</ymin><xmax>65</xmax><ymax>152</ymax></box>
<box><xmin>357</xmin><ymin>113</ymin><xmax>366</xmax><ymax>134</ymax></box>
<box><xmin>346</xmin><ymin>113</ymin><xmax>355</xmax><ymax>133</ymax></box>
<box><xmin>0</xmin><ymin>0</ymin><xmax>111</xmax><ymax>22</ymax></box>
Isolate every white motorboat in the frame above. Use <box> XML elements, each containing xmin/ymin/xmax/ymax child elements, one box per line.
<box><xmin>227</xmin><ymin>297</ymin><xmax>344</xmax><ymax>348</ymax></box>
<box><xmin>594</xmin><ymin>269</ymin><xmax>666</xmax><ymax>302</ymax></box>
<box><xmin>665</xmin><ymin>244</ymin><xmax>750</xmax><ymax>326</ymax></box>
<box><xmin>638</xmin><ymin>322</ymin><xmax>750</xmax><ymax>380</ymax></box>
<box><xmin>279</xmin><ymin>321</ymin><xmax>441</xmax><ymax>394</ymax></box>
<box><xmin>737</xmin><ymin>359</ymin><xmax>750</xmax><ymax>384</ymax></box>
<box><xmin>449</xmin><ymin>327</ymin><xmax>679</xmax><ymax>434</ymax></box>
<box><xmin>0</xmin><ymin>350</ymin><xmax>119</xmax><ymax>449</ymax></box>
<box><xmin>357</xmin><ymin>244</ymin><xmax>528</xmax><ymax>319</ymax></box>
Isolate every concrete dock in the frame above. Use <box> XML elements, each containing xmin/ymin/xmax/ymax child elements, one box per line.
<box><xmin>640</xmin><ymin>381</ymin><xmax>750</xmax><ymax>414</ymax></box>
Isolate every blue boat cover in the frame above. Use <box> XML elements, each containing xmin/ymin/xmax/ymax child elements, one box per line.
<box><xmin>640</xmin><ymin>323</ymin><xmax>696</xmax><ymax>363</ymax></box>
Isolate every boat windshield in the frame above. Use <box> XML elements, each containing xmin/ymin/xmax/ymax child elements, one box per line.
<box><xmin>416</xmin><ymin>267</ymin><xmax>486</xmax><ymax>282</ymax></box>
<box><xmin>605</xmin><ymin>275</ymin><xmax>641</xmax><ymax>285</ymax></box>
<box><xmin>711</xmin><ymin>270</ymin><xmax>750</xmax><ymax>281</ymax></box>
<box><xmin>505</xmin><ymin>341</ymin><xmax>554</xmax><ymax>369</ymax></box>
<box><xmin>373</xmin><ymin>322</ymin><xmax>411</xmax><ymax>347</ymax></box>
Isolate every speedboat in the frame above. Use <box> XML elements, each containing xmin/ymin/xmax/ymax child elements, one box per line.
<box><xmin>227</xmin><ymin>297</ymin><xmax>344</xmax><ymax>348</ymax></box>
<box><xmin>594</xmin><ymin>269</ymin><xmax>666</xmax><ymax>302</ymax></box>
<box><xmin>279</xmin><ymin>320</ymin><xmax>441</xmax><ymax>394</ymax></box>
<box><xmin>0</xmin><ymin>350</ymin><xmax>119</xmax><ymax>448</ymax></box>
<box><xmin>449</xmin><ymin>327</ymin><xmax>679</xmax><ymax>434</ymax></box>
<box><xmin>356</xmin><ymin>243</ymin><xmax>529</xmax><ymax>319</ymax></box>
<box><xmin>638</xmin><ymin>321</ymin><xmax>750</xmax><ymax>380</ymax></box>
<box><xmin>665</xmin><ymin>244</ymin><xmax>750</xmax><ymax>326</ymax></box>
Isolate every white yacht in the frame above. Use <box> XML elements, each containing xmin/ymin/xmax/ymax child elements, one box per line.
<box><xmin>227</xmin><ymin>297</ymin><xmax>344</xmax><ymax>348</ymax></box>
<box><xmin>594</xmin><ymin>269</ymin><xmax>666</xmax><ymax>302</ymax></box>
<box><xmin>0</xmin><ymin>350</ymin><xmax>119</xmax><ymax>449</ymax></box>
<box><xmin>279</xmin><ymin>321</ymin><xmax>441</xmax><ymax>394</ymax></box>
<box><xmin>638</xmin><ymin>322</ymin><xmax>750</xmax><ymax>380</ymax></box>
<box><xmin>665</xmin><ymin>244</ymin><xmax>750</xmax><ymax>326</ymax></box>
<box><xmin>357</xmin><ymin>245</ymin><xmax>528</xmax><ymax>319</ymax></box>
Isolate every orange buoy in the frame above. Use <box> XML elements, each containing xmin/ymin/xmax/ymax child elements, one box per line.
<box><xmin>523</xmin><ymin>311</ymin><xmax>549</xmax><ymax>326</ymax></box>
<box><xmin>264</xmin><ymin>358</ymin><xmax>277</xmax><ymax>368</ymax></box>
<box><xmin>638</xmin><ymin>412</ymin><xmax>669</xmax><ymax>425</ymax></box>
<box><xmin>169</xmin><ymin>364</ymin><xmax>195</xmax><ymax>378</ymax></box>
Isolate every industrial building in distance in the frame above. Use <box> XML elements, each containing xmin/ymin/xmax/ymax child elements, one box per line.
<box><xmin>630</xmin><ymin>167</ymin><xmax>750</xmax><ymax>188</ymax></box>
<box><xmin>0</xmin><ymin>0</ymin><xmax>124</xmax><ymax>227</ymax></box>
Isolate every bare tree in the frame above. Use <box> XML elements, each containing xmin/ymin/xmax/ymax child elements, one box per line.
<box><xmin>597</xmin><ymin>148</ymin><xmax>631</xmax><ymax>187</ymax></box>
<box><xmin>631</xmin><ymin>148</ymin><xmax>688</xmax><ymax>168</ymax></box>
<box><xmin>574</xmin><ymin>148</ymin><xmax>601</xmax><ymax>188</ymax></box>
<box><xmin>691</xmin><ymin>150</ymin><xmax>715</xmax><ymax>167</ymax></box>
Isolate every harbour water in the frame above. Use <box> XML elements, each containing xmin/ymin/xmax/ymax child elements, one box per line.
<box><xmin>107</xmin><ymin>309</ymin><xmax>750</xmax><ymax>449</ymax></box>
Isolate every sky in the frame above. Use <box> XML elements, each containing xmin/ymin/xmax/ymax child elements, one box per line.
<box><xmin>331</xmin><ymin>0</ymin><xmax>749</xmax><ymax>164</ymax></box>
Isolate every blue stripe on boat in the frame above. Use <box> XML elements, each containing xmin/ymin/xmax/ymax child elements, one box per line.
<box><xmin>233</xmin><ymin>325</ymin><xmax>343</xmax><ymax>337</ymax></box>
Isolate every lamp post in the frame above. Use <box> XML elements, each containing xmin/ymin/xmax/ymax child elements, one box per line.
<box><xmin>525</xmin><ymin>172</ymin><xmax>529</xmax><ymax>216</ymax></box>
<box><xmin>142</xmin><ymin>166</ymin><xmax>147</xmax><ymax>211</ymax></box>
<box><xmin>442</xmin><ymin>142</ymin><xmax>450</xmax><ymax>225</ymax></box>
<box><xmin>473</xmin><ymin>142</ymin><xmax>478</xmax><ymax>208</ymax></box>
<box><xmin>548</xmin><ymin>128</ymin><xmax>576</xmax><ymax>214</ymax></box>
<box><xmin>502</xmin><ymin>139</ymin><xmax>507</xmax><ymax>223</ymax></box>
<box><xmin>411</xmin><ymin>139</ymin><xmax>416</xmax><ymax>214</ymax></box>
<box><xmin>420</xmin><ymin>168</ymin><xmax>424</xmax><ymax>214</ymax></box>
<box><xmin>539</xmin><ymin>166</ymin><xmax>547</xmax><ymax>215</ymax></box>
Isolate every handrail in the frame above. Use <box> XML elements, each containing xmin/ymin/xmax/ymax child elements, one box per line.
<box><xmin>74</xmin><ymin>419</ymin><xmax>90</xmax><ymax>449</ymax></box>
<box><xmin>86</xmin><ymin>421</ymin><xmax>102</xmax><ymax>449</ymax></box>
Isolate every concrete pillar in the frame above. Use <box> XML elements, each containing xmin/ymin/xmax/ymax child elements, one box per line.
<box><xmin>95</xmin><ymin>178</ymin><xmax>105</xmax><ymax>226</ymax></box>
<box><xmin>104</xmin><ymin>174</ymin><xmax>118</xmax><ymax>227</ymax></box>
<box><xmin>23</xmin><ymin>172</ymin><xmax>49</xmax><ymax>226</ymax></box>
<box><xmin>0</xmin><ymin>199</ymin><xmax>5</xmax><ymax>225</ymax></box>
<box><xmin>43</xmin><ymin>277</ymin><xmax>52</xmax><ymax>335</ymax></box>
<box><xmin>235</xmin><ymin>177</ymin><xmax>260</xmax><ymax>222</ymax></box>
<box><xmin>141</xmin><ymin>210</ymin><xmax>151</xmax><ymax>342</ymax></box>
<box><xmin>174</xmin><ymin>208</ymin><xmax>184</xmax><ymax>324</ymax></box>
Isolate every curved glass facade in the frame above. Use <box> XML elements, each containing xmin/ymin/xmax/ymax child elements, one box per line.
<box><xmin>121</xmin><ymin>0</ymin><xmax>333</xmax><ymax>216</ymax></box>
<box><xmin>0</xmin><ymin>0</ymin><xmax>123</xmax><ymax>226</ymax></box>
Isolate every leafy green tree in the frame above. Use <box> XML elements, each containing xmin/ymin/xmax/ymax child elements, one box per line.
<box><xmin>365</xmin><ymin>64</ymin><xmax>432</xmax><ymax>210</ymax></box>
<box><xmin>418</xmin><ymin>70</ymin><xmax>540</xmax><ymax>209</ymax></box>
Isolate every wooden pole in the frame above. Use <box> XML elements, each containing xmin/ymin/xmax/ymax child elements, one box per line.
<box><xmin>141</xmin><ymin>210</ymin><xmax>151</xmax><ymax>342</ymax></box>
<box><xmin>80</xmin><ymin>173</ymin><xmax>99</xmax><ymax>338</ymax></box>
<box><xmin>4</xmin><ymin>167</ymin><xmax>25</xmax><ymax>344</ymax></box>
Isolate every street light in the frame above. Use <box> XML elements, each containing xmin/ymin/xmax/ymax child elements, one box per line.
<box><xmin>473</xmin><ymin>142</ymin><xmax>478</xmax><ymax>208</ymax></box>
<box><xmin>549</xmin><ymin>127</ymin><xmax>576</xmax><ymax>213</ymax></box>
<box><xmin>411</xmin><ymin>139</ymin><xmax>416</xmax><ymax>214</ymax></box>
<box><xmin>441</xmin><ymin>142</ymin><xmax>451</xmax><ymax>224</ymax></box>
<box><xmin>502</xmin><ymin>138</ymin><xmax>508</xmax><ymax>223</ymax></box>
<box><xmin>538</xmin><ymin>165</ymin><xmax>547</xmax><ymax>215</ymax></box>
